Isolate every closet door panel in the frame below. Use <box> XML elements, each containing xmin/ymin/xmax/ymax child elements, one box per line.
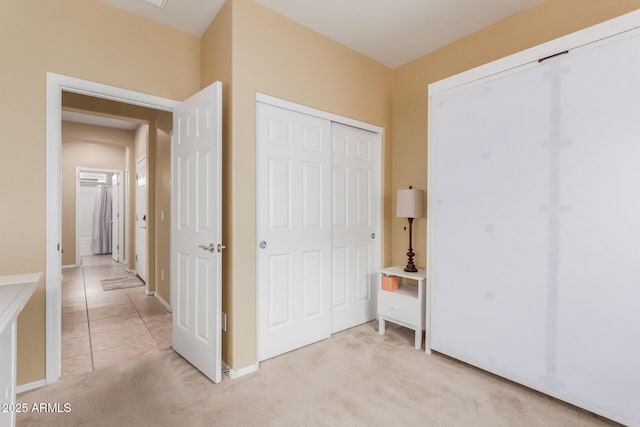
<box><xmin>554</xmin><ymin>33</ymin><xmax>640</xmax><ymax>420</ymax></box>
<box><xmin>331</xmin><ymin>123</ymin><xmax>380</xmax><ymax>333</ymax></box>
<box><xmin>257</xmin><ymin>103</ymin><xmax>332</xmax><ymax>361</ymax></box>
<box><xmin>429</xmin><ymin>27</ymin><xmax>640</xmax><ymax>424</ymax></box>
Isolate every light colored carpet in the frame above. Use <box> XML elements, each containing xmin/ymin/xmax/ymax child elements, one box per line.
<box><xmin>17</xmin><ymin>322</ymin><xmax>617</xmax><ymax>427</ymax></box>
<box><xmin>100</xmin><ymin>275</ymin><xmax>144</xmax><ymax>291</ymax></box>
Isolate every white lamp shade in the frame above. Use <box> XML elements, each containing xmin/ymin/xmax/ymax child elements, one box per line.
<box><xmin>396</xmin><ymin>188</ymin><xmax>425</xmax><ymax>218</ymax></box>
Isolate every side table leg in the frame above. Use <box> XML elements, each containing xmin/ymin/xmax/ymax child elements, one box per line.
<box><xmin>378</xmin><ymin>318</ymin><xmax>385</xmax><ymax>335</ymax></box>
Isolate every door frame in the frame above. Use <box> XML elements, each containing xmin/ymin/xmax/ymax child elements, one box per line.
<box><xmin>254</xmin><ymin>93</ymin><xmax>384</xmax><ymax>362</ymax></box>
<box><xmin>46</xmin><ymin>72</ymin><xmax>178</xmax><ymax>384</ymax></box>
<box><xmin>74</xmin><ymin>167</ymin><xmax>124</xmax><ymax>266</ymax></box>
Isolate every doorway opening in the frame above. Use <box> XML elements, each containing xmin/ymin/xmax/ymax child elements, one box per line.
<box><xmin>46</xmin><ymin>73</ymin><xmax>179</xmax><ymax>383</ymax></box>
<box><xmin>59</xmin><ymin>97</ymin><xmax>173</xmax><ymax>377</ymax></box>
<box><xmin>74</xmin><ymin>167</ymin><xmax>124</xmax><ymax>266</ymax></box>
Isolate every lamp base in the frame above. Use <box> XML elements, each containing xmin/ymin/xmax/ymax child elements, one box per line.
<box><xmin>404</xmin><ymin>217</ymin><xmax>418</xmax><ymax>273</ymax></box>
<box><xmin>404</xmin><ymin>247</ymin><xmax>417</xmax><ymax>273</ymax></box>
<box><xmin>404</xmin><ymin>265</ymin><xmax>418</xmax><ymax>273</ymax></box>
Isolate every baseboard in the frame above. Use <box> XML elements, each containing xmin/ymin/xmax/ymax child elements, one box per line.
<box><xmin>144</xmin><ymin>289</ymin><xmax>154</xmax><ymax>296</ymax></box>
<box><xmin>223</xmin><ymin>362</ymin><xmax>259</xmax><ymax>379</ymax></box>
<box><xmin>154</xmin><ymin>293</ymin><xmax>172</xmax><ymax>312</ymax></box>
<box><xmin>62</xmin><ymin>264</ymin><xmax>79</xmax><ymax>269</ymax></box>
<box><xmin>16</xmin><ymin>379</ymin><xmax>46</xmax><ymax>394</ymax></box>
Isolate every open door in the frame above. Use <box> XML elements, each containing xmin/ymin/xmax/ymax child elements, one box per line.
<box><xmin>135</xmin><ymin>157</ymin><xmax>148</xmax><ymax>281</ymax></box>
<box><xmin>171</xmin><ymin>81</ymin><xmax>223</xmax><ymax>383</ymax></box>
<box><xmin>111</xmin><ymin>173</ymin><xmax>120</xmax><ymax>262</ymax></box>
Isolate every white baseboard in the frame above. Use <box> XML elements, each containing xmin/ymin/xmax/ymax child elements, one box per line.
<box><xmin>62</xmin><ymin>264</ymin><xmax>79</xmax><ymax>269</ymax></box>
<box><xmin>16</xmin><ymin>379</ymin><xmax>46</xmax><ymax>394</ymax></box>
<box><xmin>223</xmin><ymin>362</ymin><xmax>259</xmax><ymax>379</ymax></box>
<box><xmin>154</xmin><ymin>293</ymin><xmax>172</xmax><ymax>312</ymax></box>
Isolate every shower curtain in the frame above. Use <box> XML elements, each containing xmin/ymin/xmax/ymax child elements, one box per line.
<box><xmin>91</xmin><ymin>185</ymin><xmax>112</xmax><ymax>254</ymax></box>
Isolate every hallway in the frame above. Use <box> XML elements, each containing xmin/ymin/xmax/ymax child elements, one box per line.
<box><xmin>61</xmin><ymin>255</ymin><xmax>172</xmax><ymax>377</ymax></box>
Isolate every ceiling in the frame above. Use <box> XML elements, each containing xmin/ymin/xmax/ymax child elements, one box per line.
<box><xmin>100</xmin><ymin>0</ymin><xmax>542</xmax><ymax>68</ymax></box>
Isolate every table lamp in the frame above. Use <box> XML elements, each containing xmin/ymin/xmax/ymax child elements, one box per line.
<box><xmin>396</xmin><ymin>186</ymin><xmax>425</xmax><ymax>272</ymax></box>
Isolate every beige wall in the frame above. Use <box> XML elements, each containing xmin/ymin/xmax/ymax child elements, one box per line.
<box><xmin>225</xmin><ymin>0</ymin><xmax>393</xmax><ymax>369</ymax></box>
<box><xmin>390</xmin><ymin>0</ymin><xmax>640</xmax><ymax>269</ymax></box>
<box><xmin>0</xmin><ymin>0</ymin><xmax>199</xmax><ymax>385</ymax></box>
<box><xmin>61</xmin><ymin>122</ymin><xmax>132</xmax><ymax>266</ymax></box>
<box><xmin>201</xmin><ymin>0</ymin><xmax>233</xmax><ymax>364</ymax></box>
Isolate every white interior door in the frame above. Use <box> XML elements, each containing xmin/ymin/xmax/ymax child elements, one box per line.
<box><xmin>111</xmin><ymin>174</ymin><xmax>120</xmax><ymax>262</ymax></box>
<box><xmin>330</xmin><ymin>123</ymin><xmax>381</xmax><ymax>333</ymax></box>
<box><xmin>135</xmin><ymin>158</ymin><xmax>147</xmax><ymax>281</ymax></box>
<box><xmin>257</xmin><ymin>102</ymin><xmax>332</xmax><ymax>361</ymax></box>
<box><xmin>171</xmin><ymin>81</ymin><xmax>223</xmax><ymax>383</ymax></box>
<box><xmin>78</xmin><ymin>185</ymin><xmax>96</xmax><ymax>257</ymax></box>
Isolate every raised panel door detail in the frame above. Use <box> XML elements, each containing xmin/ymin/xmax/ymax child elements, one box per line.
<box><xmin>268</xmin><ymin>254</ymin><xmax>292</xmax><ymax>329</ymax></box>
<box><xmin>177</xmin><ymin>114</ymin><xmax>191</xmax><ymax>144</ymax></box>
<box><xmin>332</xmin><ymin>167</ymin><xmax>348</xmax><ymax>227</ymax></box>
<box><xmin>177</xmin><ymin>252</ymin><xmax>190</xmax><ymax>329</ymax></box>
<box><xmin>356</xmin><ymin>140</ymin><xmax>371</xmax><ymax>161</ymax></box>
<box><xmin>196</xmin><ymin>106</ymin><xmax>210</xmax><ymax>137</ymax></box>
<box><xmin>195</xmin><ymin>255</ymin><xmax>211</xmax><ymax>342</ymax></box>
<box><xmin>269</xmin><ymin>158</ymin><xmax>291</xmax><ymax>230</ymax></box>
<box><xmin>177</xmin><ymin>156</ymin><xmax>190</xmax><ymax>230</ymax></box>
<box><xmin>303</xmin><ymin>162</ymin><xmax>322</xmax><ymax>229</ymax></box>
<box><xmin>302</xmin><ymin>251</ymin><xmax>322</xmax><ymax>319</ymax></box>
<box><xmin>332</xmin><ymin>247</ymin><xmax>348</xmax><ymax>309</ymax></box>
<box><xmin>356</xmin><ymin>245</ymin><xmax>371</xmax><ymax>302</ymax></box>
<box><xmin>356</xmin><ymin>170</ymin><xmax>371</xmax><ymax>226</ymax></box>
<box><xmin>302</xmin><ymin>126</ymin><xmax>322</xmax><ymax>152</ymax></box>
<box><xmin>268</xmin><ymin>118</ymin><xmax>291</xmax><ymax>147</ymax></box>
<box><xmin>332</xmin><ymin>135</ymin><xmax>348</xmax><ymax>158</ymax></box>
<box><xmin>196</xmin><ymin>151</ymin><xmax>211</xmax><ymax>231</ymax></box>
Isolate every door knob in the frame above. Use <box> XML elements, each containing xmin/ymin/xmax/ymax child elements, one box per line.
<box><xmin>198</xmin><ymin>243</ymin><xmax>216</xmax><ymax>253</ymax></box>
<box><xmin>371</xmin><ymin>233</ymin><xmax>376</xmax><ymax>239</ymax></box>
<box><xmin>259</xmin><ymin>241</ymin><xmax>267</xmax><ymax>249</ymax></box>
<box><xmin>217</xmin><ymin>244</ymin><xmax>226</xmax><ymax>253</ymax></box>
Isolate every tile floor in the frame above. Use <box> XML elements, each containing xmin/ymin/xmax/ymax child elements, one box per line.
<box><xmin>61</xmin><ymin>255</ymin><xmax>172</xmax><ymax>377</ymax></box>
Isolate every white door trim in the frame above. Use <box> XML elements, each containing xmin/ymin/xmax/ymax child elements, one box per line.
<box><xmin>255</xmin><ymin>94</ymin><xmax>384</xmax><ymax>363</ymax></box>
<box><xmin>74</xmin><ymin>167</ymin><xmax>123</xmax><ymax>266</ymax></box>
<box><xmin>46</xmin><ymin>72</ymin><xmax>178</xmax><ymax>385</ymax></box>
<box><xmin>256</xmin><ymin>93</ymin><xmax>384</xmax><ymax>135</ymax></box>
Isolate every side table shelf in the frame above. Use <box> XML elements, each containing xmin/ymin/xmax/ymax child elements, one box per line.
<box><xmin>377</xmin><ymin>266</ymin><xmax>429</xmax><ymax>352</ymax></box>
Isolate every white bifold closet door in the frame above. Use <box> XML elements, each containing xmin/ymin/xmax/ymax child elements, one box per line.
<box><xmin>429</xmin><ymin>29</ymin><xmax>640</xmax><ymax>424</ymax></box>
<box><xmin>257</xmin><ymin>103</ymin><xmax>381</xmax><ymax>361</ymax></box>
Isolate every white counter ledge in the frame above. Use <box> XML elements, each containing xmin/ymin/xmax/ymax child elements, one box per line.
<box><xmin>0</xmin><ymin>272</ymin><xmax>42</xmax><ymax>427</ymax></box>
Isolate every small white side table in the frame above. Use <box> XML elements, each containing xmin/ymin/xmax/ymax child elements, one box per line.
<box><xmin>0</xmin><ymin>272</ymin><xmax>42</xmax><ymax>427</ymax></box>
<box><xmin>377</xmin><ymin>266</ymin><xmax>428</xmax><ymax>351</ymax></box>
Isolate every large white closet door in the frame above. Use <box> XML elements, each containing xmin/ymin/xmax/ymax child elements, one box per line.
<box><xmin>257</xmin><ymin>103</ymin><xmax>332</xmax><ymax>361</ymax></box>
<box><xmin>429</xmin><ymin>27</ymin><xmax>640</xmax><ymax>425</ymax></box>
<box><xmin>331</xmin><ymin>123</ymin><xmax>380</xmax><ymax>333</ymax></box>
